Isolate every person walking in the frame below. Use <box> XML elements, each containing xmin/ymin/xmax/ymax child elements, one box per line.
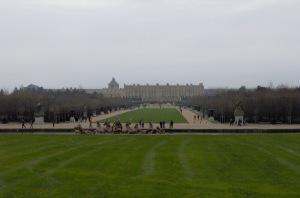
<box><xmin>21</xmin><ymin>118</ymin><xmax>26</xmax><ymax>129</ymax></box>
<box><xmin>30</xmin><ymin>119</ymin><xmax>34</xmax><ymax>129</ymax></box>
<box><xmin>149</xmin><ymin>122</ymin><xmax>153</xmax><ymax>129</ymax></box>
<box><xmin>89</xmin><ymin>117</ymin><xmax>93</xmax><ymax>128</ymax></box>
<box><xmin>170</xmin><ymin>120</ymin><xmax>174</xmax><ymax>129</ymax></box>
<box><xmin>141</xmin><ymin>121</ymin><xmax>144</xmax><ymax>129</ymax></box>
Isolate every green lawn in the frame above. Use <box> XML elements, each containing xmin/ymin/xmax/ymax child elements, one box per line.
<box><xmin>0</xmin><ymin>134</ymin><xmax>300</xmax><ymax>197</ymax></box>
<box><xmin>100</xmin><ymin>108</ymin><xmax>187</xmax><ymax>123</ymax></box>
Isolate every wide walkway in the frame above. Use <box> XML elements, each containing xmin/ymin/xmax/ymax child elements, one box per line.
<box><xmin>1</xmin><ymin>106</ymin><xmax>300</xmax><ymax>130</ymax></box>
<box><xmin>0</xmin><ymin>108</ymin><xmax>132</xmax><ymax>129</ymax></box>
<box><xmin>178</xmin><ymin>107</ymin><xmax>300</xmax><ymax>130</ymax></box>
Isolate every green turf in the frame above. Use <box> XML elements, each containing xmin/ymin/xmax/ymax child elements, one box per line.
<box><xmin>0</xmin><ymin>134</ymin><xmax>300</xmax><ymax>197</ymax></box>
<box><xmin>100</xmin><ymin>108</ymin><xmax>187</xmax><ymax>123</ymax></box>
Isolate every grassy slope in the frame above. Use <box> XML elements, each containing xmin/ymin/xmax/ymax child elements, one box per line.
<box><xmin>0</xmin><ymin>135</ymin><xmax>300</xmax><ymax>197</ymax></box>
<box><xmin>100</xmin><ymin>108</ymin><xmax>187</xmax><ymax>123</ymax></box>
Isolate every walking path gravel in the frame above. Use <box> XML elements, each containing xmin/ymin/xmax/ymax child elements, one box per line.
<box><xmin>1</xmin><ymin>107</ymin><xmax>300</xmax><ymax>130</ymax></box>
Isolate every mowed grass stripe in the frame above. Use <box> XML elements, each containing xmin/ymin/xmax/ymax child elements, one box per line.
<box><xmin>48</xmin><ymin>137</ymin><xmax>163</xmax><ymax>197</ymax></box>
<box><xmin>14</xmin><ymin>140</ymin><xmax>114</xmax><ymax>191</ymax></box>
<box><xmin>176</xmin><ymin>136</ymin><xmax>300</xmax><ymax>197</ymax></box>
<box><xmin>0</xmin><ymin>136</ymin><xmax>99</xmax><ymax>173</ymax></box>
<box><xmin>223</xmin><ymin>136</ymin><xmax>300</xmax><ymax>196</ymax></box>
<box><xmin>100</xmin><ymin>108</ymin><xmax>187</xmax><ymax>123</ymax></box>
<box><xmin>0</xmin><ymin>137</ymin><xmax>112</xmax><ymax>191</ymax></box>
<box><xmin>142</xmin><ymin>139</ymin><xmax>168</xmax><ymax>176</ymax></box>
<box><xmin>0</xmin><ymin>137</ymin><xmax>56</xmax><ymax>157</ymax></box>
<box><xmin>241</xmin><ymin>137</ymin><xmax>300</xmax><ymax>176</ymax></box>
<box><xmin>53</xmin><ymin>137</ymin><xmax>139</xmax><ymax>176</ymax></box>
<box><xmin>31</xmin><ymin>138</ymin><xmax>114</xmax><ymax>174</ymax></box>
<box><xmin>0</xmin><ymin>135</ymin><xmax>300</xmax><ymax>198</ymax></box>
<box><xmin>177</xmin><ymin>138</ymin><xmax>194</xmax><ymax>179</ymax></box>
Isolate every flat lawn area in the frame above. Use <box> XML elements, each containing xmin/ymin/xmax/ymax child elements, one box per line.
<box><xmin>0</xmin><ymin>134</ymin><xmax>300</xmax><ymax>198</ymax></box>
<box><xmin>100</xmin><ymin>108</ymin><xmax>187</xmax><ymax>123</ymax></box>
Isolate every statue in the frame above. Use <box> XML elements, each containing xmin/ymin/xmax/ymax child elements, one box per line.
<box><xmin>34</xmin><ymin>102</ymin><xmax>45</xmax><ymax>124</ymax></box>
<box><xmin>234</xmin><ymin>100</ymin><xmax>244</xmax><ymax>126</ymax></box>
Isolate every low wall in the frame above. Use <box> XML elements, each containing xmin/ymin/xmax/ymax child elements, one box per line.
<box><xmin>0</xmin><ymin>128</ymin><xmax>74</xmax><ymax>133</ymax></box>
<box><xmin>166</xmin><ymin>128</ymin><xmax>300</xmax><ymax>133</ymax></box>
<box><xmin>0</xmin><ymin>128</ymin><xmax>300</xmax><ymax>134</ymax></box>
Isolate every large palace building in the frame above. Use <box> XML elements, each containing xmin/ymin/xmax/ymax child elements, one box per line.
<box><xmin>86</xmin><ymin>78</ymin><xmax>204</xmax><ymax>102</ymax></box>
<box><xmin>124</xmin><ymin>84</ymin><xmax>204</xmax><ymax>102</ymax></box>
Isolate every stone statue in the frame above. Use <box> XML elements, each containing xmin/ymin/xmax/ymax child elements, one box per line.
<box><xmin>234</xmin><ymin>100</ymin><xmax>244</xmax><ymax>125</ymax></box>
<box><xmin>34</xmin><ymin>102</ymin><xmax>45</xmax><ymax>124</ymax></box>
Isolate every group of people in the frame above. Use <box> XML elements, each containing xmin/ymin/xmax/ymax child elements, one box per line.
<box><xmin>159</xmin><ymin>120</ymin><xmax>174</xmax><ymax>129</ymax></box>
<box><xmin>74</xmin><ymin>120</ymin><xmax>175</xmax><ymax>135</ymax></box>
<box><xmin>21</xmin><ymin>118</ymin><xmax>34</xmax><ymax>129</ymax></box>
<box><xmin>193</xmin><ymin>115</ymin><xmax>203</xmax><ymax>123</ymax></box>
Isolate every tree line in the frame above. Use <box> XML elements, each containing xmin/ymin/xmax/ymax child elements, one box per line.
<box><xmin>0</xmin><ymin>86</ymin><xmax>136</xmax><ymax>123</ymax></box>
<box><xmin>181</xmin><ymin>86</ymin><xmax>300</xmax><ymax>124</ymax></box>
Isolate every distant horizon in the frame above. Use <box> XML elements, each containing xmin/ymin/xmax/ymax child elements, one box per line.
<box><xmin>1</xmin><ymin>76</ymin><xmax>299</xmax><ymax>91</ymax></box>
<box><xmin>1</xmin><ymin>81</ymin><xmax>298</xmax><ymax>92</ymax></box>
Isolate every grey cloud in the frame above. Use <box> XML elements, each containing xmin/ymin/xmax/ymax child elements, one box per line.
<box><xmin>0</xmin><ymin>0</ymin><xmax>299</xmax><ymax>90</ymax></box>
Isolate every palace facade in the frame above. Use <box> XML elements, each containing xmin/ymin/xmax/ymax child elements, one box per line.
<box><xmin>86</xmin><ymin>78</ymin><xmax>204</xmax><ymax>102</ymax></box>
<box><xmin>124</xmin><ymin>83</ymin><xmax>204</xmax><ymax>102</ymax></box>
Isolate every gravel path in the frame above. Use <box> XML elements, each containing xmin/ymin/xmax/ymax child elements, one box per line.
<box><xmin>1</xmin><ymin>107</ymin><xmax>300</xmax><ymax>130</ymax></box>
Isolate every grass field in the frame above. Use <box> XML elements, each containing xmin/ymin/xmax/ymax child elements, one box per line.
<box><xmin>0</xmin><ymin>134</ymin><xmax>300</xmax><ymax>197</ymax></box>
<box><xmin>100</xmin><ymin>108</ymin><xmax>187</xmax><ymax>123</ymax></box>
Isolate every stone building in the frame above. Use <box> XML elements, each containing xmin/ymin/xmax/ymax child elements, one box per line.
<box><xmin>85</xmin><ymin>78</ymin><xmax>124</xmax><ymax>98</ymax></box>
<box><xmin>124</xmin><ymin>83</ymin><xmax>204</xmax><ymax>102</ymax></box>
<box><xmin>86</xmin><ymin>78</ymin><xmax>204</xmax><ymax>102</ymax></box>
<box><xmin>108</xmin><ymin>78</ymin><xmax>119</xmax><ymax>89</ymax></box>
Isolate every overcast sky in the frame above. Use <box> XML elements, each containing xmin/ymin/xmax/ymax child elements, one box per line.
<box><xmin>0</xmin><ymin>0</ymin><xmax>299</xmax><ymax>90</ymax></box>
